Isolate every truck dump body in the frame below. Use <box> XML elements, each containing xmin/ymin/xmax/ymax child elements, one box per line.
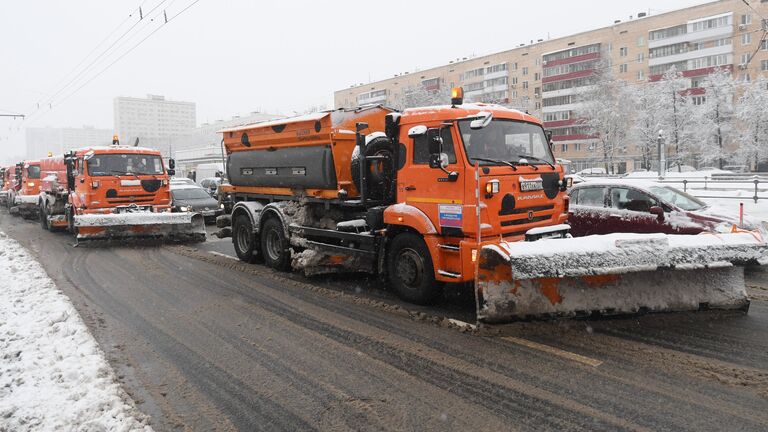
<box><xmin>219</xmin><ymin>105</ymin><xmax>393</xmax><ymax>200</ymax></box>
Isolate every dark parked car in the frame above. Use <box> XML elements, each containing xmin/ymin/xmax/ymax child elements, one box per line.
<box><xmin>567</xmin><ymin>180</ymin><xmax>753</xmax><ymax>236</ymax></box>
<box><xmin>170</xmin><ymin>184</ymin><xmax>222</xmax><ymax>224</ymax></box>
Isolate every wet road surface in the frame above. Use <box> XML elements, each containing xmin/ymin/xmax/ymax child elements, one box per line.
<box><xmin>2</xmin><ymin>210</ymin><xmax>767</xmax><ymax>431</ymax></box>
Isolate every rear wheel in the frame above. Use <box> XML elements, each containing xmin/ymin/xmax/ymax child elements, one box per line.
<box><xmin>232</xmin><ymin>215</ymin><xmax>259</xmax><ymax>263</ymax></box>
<box><xmin>387</xmin><ymin>233</ymin><xmax>440</xmax><ymax>305</ymax></box>
<box><xmin>261</xmin><ymin>217</ymin><xmax>291</xmax><ymax>271</ymax></box>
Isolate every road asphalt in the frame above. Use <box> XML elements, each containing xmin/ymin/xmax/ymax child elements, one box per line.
<box><xmin>2</xmin><ymin>210</ymin><xmax>767</xmax><ymax>431</ymax></box>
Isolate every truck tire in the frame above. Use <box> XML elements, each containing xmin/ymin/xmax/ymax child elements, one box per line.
<box><xmin>261</xmin><ymin>216</ymin><xmax>291</xmax><ymax>271</ymax></box>
<box><xmin>387</xmin><ymin>233</ymin><xmax>440</xmax><ymax>305</ymax></box>
<box><xmin>351</xmin><ymin>136</ymin><xmax>395</xmax><ymax>203</ymax></box>
<box><xmin>66</xmin><ymin>207</ymin><xmax>78</xmax><ymax>239</ymax></box>
<box><xmin>39</xmin><ymin>201</ymin><xmax>49</xmax><ymax>231</ymax></box>
<box><xmin>233</xmin><ymin>215</ymin><xmax>259</xmax><ymax>263</ymax></box>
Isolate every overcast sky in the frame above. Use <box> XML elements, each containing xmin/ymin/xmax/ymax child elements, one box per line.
<box><xmin>0</xmin><ymin>0</ymin><xmax>708</xmax><ymax>162</ymax></box>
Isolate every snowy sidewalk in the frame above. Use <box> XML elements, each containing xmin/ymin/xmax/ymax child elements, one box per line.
<box><xmin>0</xmin><ymin>232</ymin><xmax>152</xmax><ymax>432</ymax></box>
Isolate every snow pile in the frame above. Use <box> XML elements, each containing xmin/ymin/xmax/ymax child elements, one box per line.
<box><xmin>488</xmin><ymin>232</ymin><xmax>768</xmax><ymax>280</ymax></box>
<box><xmin>0</xmin><ymin>232</ymin><xmax>152</xmax><ymax>431</ymax></box>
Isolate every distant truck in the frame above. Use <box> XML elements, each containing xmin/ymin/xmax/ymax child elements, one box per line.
<box><xmin>9</xmin><ymin>160</ymin><xmax>41</xmax><ymax>219</ymax></box>
<box><xmin>195</xmin><ymin>162</ymin><xmax>224</xmax><ymax>184</ymax></box>
<box><xmin>37</xmin><ymin>138</ymin><xmax>206</xmax><ymax>242</ymax></box>
<box><xmin>0</xmin><ymin>165</ymin><xmax>15</xmax><ymax>208</ymax></box>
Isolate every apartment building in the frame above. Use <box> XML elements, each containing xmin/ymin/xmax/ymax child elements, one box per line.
<box><xmin>333</xmin><ymin>0</ymin><xmax>768</xmax><ymax>173</ymax></box>
<box><xmin>114</xmin><ymin>94</ymin><xmax>196</xmax><ymax>155</ymax></box>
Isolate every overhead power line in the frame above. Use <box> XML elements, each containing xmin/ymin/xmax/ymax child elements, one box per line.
<box><xmin>19</xmin><ymin>0</ymin><xmax>201</xmax><ymax>127</ymax></box>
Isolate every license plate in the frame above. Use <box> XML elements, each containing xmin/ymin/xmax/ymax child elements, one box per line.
<box><xmin>202</xmin><ymin>210</ymin><xmax>215</xmax><ymax>216</ymax></box>
<box><xmin>520</xmin><ymin>179</ymin><xmax>543</xmax><ymax>192</ymax></box>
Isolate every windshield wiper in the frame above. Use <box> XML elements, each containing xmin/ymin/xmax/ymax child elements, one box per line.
<box><xmin>471</xmin><ymin>157</ymin><xmax>517</xmax><ymax>171</ymax></box>
<box><xmin>516</xmin><ymin>154</ymin><xmax>555</xmax><ymax>170</ymax></box>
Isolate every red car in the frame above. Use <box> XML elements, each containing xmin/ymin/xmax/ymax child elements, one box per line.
<box><xmin>567</xmin><ymin>180</ymin><xmax>753</xmax><ymax>236</ymax></box>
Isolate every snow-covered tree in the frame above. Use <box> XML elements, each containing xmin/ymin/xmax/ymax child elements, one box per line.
<box><xmin>628</xmin><ymin>82</ymin><xmax>664</xmax><ymax>170</ymax></box>
<box><xmin>653</xmin><ymin>67</ymin><xmax>697</xmax><ymax>170</ymax></box>
<box><xmin>392</xmin><ymin>83</ymin><xmax>451</xmax><ymax>110</ymax></box>
<box><xmin>734</xmin><ymin>76</ymin><xmax>768</xmax><ymax>168</ymax></box>
<box><xmin>694</xmin><ymin>67</ymin><xmax>736</xmax><ymax>168</ymax></box>
<box><xmin>579</xmin><ymin>68</ymin><xmax>633</xmax><ymax>173</ymax></box>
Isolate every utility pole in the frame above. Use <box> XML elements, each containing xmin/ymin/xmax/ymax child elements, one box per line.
<box><xmin>657</xmin><ymin>130</ymin><xmax>666</xmax><ymax>179</ymax></box>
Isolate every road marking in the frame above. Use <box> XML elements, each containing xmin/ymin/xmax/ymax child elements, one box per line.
<box><xmin>208</xmin><ymin>251</ymin><xmax>238</xmax><ymax>260</ymax></box>
<box><xmin>502</xmin><ymin>336</ymin><xmax>603</xmax><ymax>367</ymax></box>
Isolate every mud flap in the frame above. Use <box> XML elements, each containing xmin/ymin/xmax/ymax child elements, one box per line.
<box><xmin>74</xmin><ymin>212</ymin><xmax>206</xmax><ymax>243</ymax></box>
<box><xmin>477</xmin><ymin>232</ymin><xmax>765</xmax><ymax>322</ymax></box>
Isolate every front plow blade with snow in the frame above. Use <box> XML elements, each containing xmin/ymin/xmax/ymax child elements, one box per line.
<box><xmin>74</xmin><ymin>211</ymin><xmax>206</xmax><ymax>243</ymax></box>
<box><xmin>477</xmin><ymin>233</ymin><xmax>767</xmax><ymax>322</ymax></box>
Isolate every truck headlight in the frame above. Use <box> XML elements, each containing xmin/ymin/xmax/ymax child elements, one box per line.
<box><xmin>180</xmin><ymin>206</ymin><xmax>190</xmax><ymax>212</ymax></box>
<box><xmin>27</xmin><ymin>182</ymin><xmax>34</xmax><ymax>187</ymax></box>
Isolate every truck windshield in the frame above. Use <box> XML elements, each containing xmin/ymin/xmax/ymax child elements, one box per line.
<box><xmin>27</xmin><ymin>165</ymin><xmax>41</xmax><ymax>179</ymax></box>
<box><xmin>458</xmin><ymin>119</ymin><xmax>554</xmax><ymax>166</ymax></box>
<box><xmin>87</xmin><ymin>154</ymin><xmax>164</xmax><ymax>176</ymax></box>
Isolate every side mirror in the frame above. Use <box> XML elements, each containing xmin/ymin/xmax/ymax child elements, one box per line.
<box><xmin>469</xmin><ymin>111</ymin><xmax>493</xmax><ymax>130</ymax></box>
<box><xmin>168</xmin><ymin>158</ymin><xmax>176</xmax><ymax>169</ymax></box>
<box><xmin>545</xmin><ymin>130</ymin><xmax>553</xmax><ymax>146</ymax></box>
<box><xmin>429</xmin><ymin>153</ymin><xmax>449</xmax><ymax>170</ymax></box>
<box><xmin>649</xmin><ymin>206</ymin><xmax>664</xmax><ymax>220</ymax></box>
<box><xmin>427</xmin><ymin>128</ymin><xmax>443</xmax><ymax>155</ymax></box>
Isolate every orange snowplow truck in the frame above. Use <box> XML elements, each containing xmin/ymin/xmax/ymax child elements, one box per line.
<box><xmin>37</xmin><ymin>139</ymin><xmax>206</xmax><ymax>242</ymax></box>
<box><xmin>8</xmin><ymin>160</ymin><xmax>42</xmax><ymax>219</ymax></box>
<box><xmin>0</xmin><ymin>165</ymin><xmax>16</xmax><ymax>208</ymax></box>
<box><xmin>216</xmin><ymin>92</ymin><xmax>766</xmax><ymax>321</ymax></box>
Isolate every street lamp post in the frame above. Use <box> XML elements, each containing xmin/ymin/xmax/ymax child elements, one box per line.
<box><xmin>657</xmin><ymin>130</ymin><xmax>666</xmax><ymax>179</ymax></box>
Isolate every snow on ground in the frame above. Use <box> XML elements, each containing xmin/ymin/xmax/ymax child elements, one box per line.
<box><xmin>0</xmin><ymin>232</ymin><xmax>152</xmax><ymax>432</ymax></box>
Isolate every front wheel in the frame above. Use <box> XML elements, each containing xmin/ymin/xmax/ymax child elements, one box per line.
<box><xmin>387</xmin><ymin>233</ymin><xmax>441</xmax><ymax>305</ymax></box>
<box><xmin>260</xmin><ymin>217</ymin><xmax>291</xmax><ymax>271</ymax></box>
<box><xmin>39</xmin><ymin>201</ymin><xmax>49</xmax><ymax>231</ymax></box>
<box><xmin>232</xmin><ymin>215</ymin><xmax>259</xmax><ymax>263</ymax></box>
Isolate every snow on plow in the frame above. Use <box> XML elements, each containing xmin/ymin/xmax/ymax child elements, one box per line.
<box><xmin>74</xmin><ymin>211</ymin><xmax>206</xmax><ymax>243</ymax></box>
<box><xmin>476</xmin><ymin>232</ymin><xmax>768</xmax><ymax>322</ymax></box>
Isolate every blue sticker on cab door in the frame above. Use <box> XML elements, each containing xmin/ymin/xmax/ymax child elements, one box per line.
<box><xmin>438</xmin><ymin>204</ymin><xmax>463</xmax><ymax>228</ymax></box>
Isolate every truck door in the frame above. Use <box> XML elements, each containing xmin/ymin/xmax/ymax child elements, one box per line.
<box><xmin>398</xmin><ymin>126</ymin><xmax>464</xmax><ymax>235</ymax></box>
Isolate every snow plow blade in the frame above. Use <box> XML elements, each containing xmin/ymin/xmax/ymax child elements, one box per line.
<box><xmin>477</xmin><ymin>232</ymin><xmax>767</xmax><ymax>322</ymax></box>
<box><xmin>74</xmin><ymin>211</ymin><xmax>206</xmax><ymax>243</ymax></box>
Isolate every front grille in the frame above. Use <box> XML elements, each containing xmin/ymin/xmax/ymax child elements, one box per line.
<box><xmin>500</xmin><ymin>215</ymin><xmax>551</xmax><ymax>227</ymax></box>
<box><xmin>502</xmin><ymin>204</ymin><xmax>555</xmax><ymax>215</ymax></box>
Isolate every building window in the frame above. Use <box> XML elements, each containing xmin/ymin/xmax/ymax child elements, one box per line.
<box><xmin>534</xmin><ymin>72</ymin><xmax>540</xmax><ymax>81</ymax></box>
<box><xmin>637</xmin><ymin>70</ymin><xmax>645</xmax><ymax>81</ymax></box>
<box><xmin>619</xmin><ymin>64</ymin><xmax>628</xmax><ymax>73</ymax></box>
<box><xmin>535</xmin><ymin>101</ymin><xmax>541</xmax><ymax>110</ymax></box>
<box><xmin>741</xmin><ymin>14</ymin><xmax>752</xmax><ymax>25</ymax></box>
<box><xmin>619</xmin><ymin>47</ymin><xmax>628</xmax><ymax>57</ymax></box>
<box><xmin>486</xmin><ymin>63</ymin><xmax>508</xmax><ymax>74</ymax></box>
<box><xmin>742</xmin><ymin>33</ymin><xmax>752</xmax><ymax>45</ymax></box>
<box><xmin>637</xmin><ymin>36</ymin><xmax>645</xmax><ymax>47</ymax></box>
<box><xmin>692</xmin><ymin>96</ymin><xmax>706</xmax><ymax>105</ymax></box>
<box><xmin>762</xmin><ymin>59</ymin><xmax>768</xmax><ymax>71</ymax></box>
<box><xmin>512</xmin><ymin>62</ymin><xmax>518</xmax><ymax>70</ymax></box>
<box><xmin>535</xmin><ymin>58</ymin><xmax>541</xmax><ymax>66</ymax></box>
<box><xmin>522</xmin><ymin>81</ymin><xmax>529</xmax><ymax>89</ymax></box>
<box><xmin>741</xmin><ymin>53</ymin><xmax>751</xmax><ymax>65</ymax></box>
<box><xmin>523</xmin><ymin>67</ymin><xmax>529</xmax><ymax>75</ymax></box>
<box><xmin>511</xmin><ymin>77</ymin><xmax>518</xmax><ymax>85</ymax></box>
<box><xmin>561</xmin><ymin>144</ymin><xmax>568</xmax><ymax>153</ymax></box>
<box><xmin>741</xmin><ymin>73</ymin><xmax>751</xmax><ymax>82</ymax></box>
<box><xmin>637</xmin><ymin>53</ymin><xmax>644</xmax><ymax>63</ymax></box>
